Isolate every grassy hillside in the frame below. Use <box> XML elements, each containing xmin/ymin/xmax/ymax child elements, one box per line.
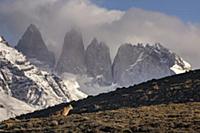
<box><xmin>1</xmin><ymin>102</ymin><xmax>200</xmax><ymax>132</ymax></box>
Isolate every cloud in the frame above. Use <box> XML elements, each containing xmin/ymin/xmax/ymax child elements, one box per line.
<box><xmin>0</xmin><ymin>0</ymin><xmax>122</xmax><ymax>45</ymax></box>
<box><xmin>0</xmin><ymin>0</ymin><xmax>200</xmax><ymax>68</ymax></box>
<box><xmin>0</xmin><ymin>0</ymin><xmax>123</xmax><ymax>57</ymax></box>
<box><xmin>96</xmin><ymin>9</ymin><xmax>200</xmax><ymax>66</ymax></box>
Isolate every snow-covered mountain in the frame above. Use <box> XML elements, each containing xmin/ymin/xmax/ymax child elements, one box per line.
<box><xmin>113</xmin><ymin>43</ymin><xmax>191</xmax><ymax>86</ymax></box>
<box><xmin>0</xmin><ymin>36</ymin><xmax>87</xmax><ymax>121</ymax></box>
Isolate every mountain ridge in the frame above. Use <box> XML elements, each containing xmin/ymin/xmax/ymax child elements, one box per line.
<box><xmin>15</xmin><ymin>25</ymin><xmax>191</xmax><ymax>92</ymax></box>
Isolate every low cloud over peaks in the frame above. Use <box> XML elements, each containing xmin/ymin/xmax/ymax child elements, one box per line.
<box><xmin>0</xmin><ymin>0</ymin><xmax>200</xmax><ymax>68</ymax></box>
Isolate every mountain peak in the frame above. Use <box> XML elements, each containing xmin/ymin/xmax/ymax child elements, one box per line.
<box><xmin>86</xmin><ymin>39</ymin><xmax>112</xmax><ymax>85</ymax></box>
<box><xmin>90</xmin><ymin>38</ymin><xmax>98</xmax><ymax>45</ymax></box>
<box><xmin>66</xmin><ymin>28</ymin><xmax>82</xmax><ymax>39</ymax></box>
<box><xmin>27</xmin><ymin>24</ymin><xmax>38</xmax><ymax>33</ymax></box>
<box><xmin>89</xmin><ymin>38</ymin><xmax>107</xmax><ymax>48</ymax></box>
<box><xmin>0</xmin><ymin>36</ymin><xmax>5</xmax><ymax>42</ymax></box>
<box><xmin>16</xmin><ymin>24</ymin><xmax>55</xmax><ymax>67</ymax></box>
<box><xmin>56</xmin><ymin>29</ymin><xmax>86</xmax><ymax>74</ymax></box>
<box><xmin>113</xmin><ymin>43</ymin><xmax>191</xmax><ymax>86</ymax></box>
<box><xmin>64</xmin><ymin>28</ymin><xmax>83</xmax><ymax>44</ymax></box>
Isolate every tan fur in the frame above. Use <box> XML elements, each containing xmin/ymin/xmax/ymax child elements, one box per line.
<box><xmin>61</xmin><ymin>104</ymin><xmax>73</xmax><ymax>116</ymax></box>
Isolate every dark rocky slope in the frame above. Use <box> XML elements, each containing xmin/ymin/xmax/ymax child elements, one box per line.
<box><xmin>16</xmin><ymin>69</ymin><xmax>200</xmax><ymax>119</ymax></box>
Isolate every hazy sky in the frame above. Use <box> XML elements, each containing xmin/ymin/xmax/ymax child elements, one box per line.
<box><xmin>0</xmin><ymin>0</ymin><xmax>200</xmax><ymax>68</ymax></box>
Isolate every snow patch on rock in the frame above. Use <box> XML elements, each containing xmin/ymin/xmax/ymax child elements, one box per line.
<box><xmin>62</xmin><ymin>73</ymin><xmax>88</xmax><ymax>101</ymax></box>
<box><xmin>170</xmin><ymin>60</ymin><xmax>191</xmax><ymax>74</ymax></box>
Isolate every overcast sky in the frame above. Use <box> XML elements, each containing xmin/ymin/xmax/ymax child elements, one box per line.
<box><xmin>0</xmin><ymin>0</ymin><xmax>200</xmax><ymax>68</ymax></box>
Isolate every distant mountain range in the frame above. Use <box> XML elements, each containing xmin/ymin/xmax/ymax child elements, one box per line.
<box><xmin>15</xmin><ymin>24</ymin><xmax>191</xmax><ymax>89</ymax></box>
<box><xmin>0</xmin><ymin>23</ymin><xmax>192</xmax><ymax>121</ymax></box>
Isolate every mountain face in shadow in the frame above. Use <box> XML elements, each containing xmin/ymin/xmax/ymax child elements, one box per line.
<box><xmin>15</xmin><ymin>25</ymin><xmax>191</xmax><ymax>89</ymax></box>
<box><xmin>85</xmin><ymin>38</ymin><xmax>112</xmax><ymax>86</ymax></box>
<box><xmin>16</xmin><ymin>24</ymin><xmax>55</xmax><ymax>67</ymax></box>
<box><xmin>56</xmin><ymin>29</ymin><xmax>86</xmax><ymax>74</ymax></box>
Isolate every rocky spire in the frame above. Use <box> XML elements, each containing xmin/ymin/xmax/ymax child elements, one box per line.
<box><xmin>16</xmin><ymin>24</ymin><xmax>55</xmax><ymax>67</ymax></box>
<box><xmin>85</xmin><ymin>38</ymin><xmax>112</xmax><ymax>85</ymax></box>
<box><xmin>112</xmin><ymin>43</ymin><xmax>186</xmax><ymax>86</ymax></box>
<box><xmin>56</xmin><ymin>29</ymin><xmax>86</xmax><ymax>74</ymax></box>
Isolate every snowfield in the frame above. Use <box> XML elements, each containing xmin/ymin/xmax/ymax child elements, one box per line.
<box><xmin>0</xmin><ymin>92</ymin><xmax>35</xmax><ymax>122</ymax></box>
<box><xmin>170</xmin><ymin>59</ymin><xmax>191</xmax><ymax>74</ymax></box>
<box><xmin>62</xmin><ymin>73</ymin><xmax>118</xmax><ymax>96</ymax></box>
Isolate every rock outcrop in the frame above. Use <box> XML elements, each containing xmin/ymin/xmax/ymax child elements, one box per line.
<box><xmin>56</xmin><ymin>29</ymin><xmax>86</xmax><ymax>75</ymax></box>
<box><xmin>85</xmin><ymin>38</ymin><xmax>112</xmax><ymax>85</ymax></box>
<box><xmin>16</xmin><ymin>24</ymin><xmax>55</xmax><ymax>67</ymax></box>
<box><xmin>113</xmin><ymin>43</ymin><xmax>191</xmax><ymax>86</ymax></box>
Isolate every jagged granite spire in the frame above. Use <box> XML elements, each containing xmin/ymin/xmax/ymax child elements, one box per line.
<box><xmin>112</xmin><ymin>43</ymin><xmax>191</xmax><ymax>86</ymax></box>
<box><xmin>86</xmin><ymin>38</ymin><xmax>112</xmax><ymax>85</ymax></box>
<box><xmin>56</xmin><ymin>29</ymin><xmax>86</xmax><ymax>74</ymax></box>
<box><xmin>16</xmin><ymin>24</ymin><xmax>55</xmax><ymax>67</ymax></box>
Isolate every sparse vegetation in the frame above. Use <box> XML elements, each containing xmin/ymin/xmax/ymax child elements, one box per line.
<box><xmin>1</xmin><ymin>102</ymin><xmax>200</xmax><ymax>132</ymax></box>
